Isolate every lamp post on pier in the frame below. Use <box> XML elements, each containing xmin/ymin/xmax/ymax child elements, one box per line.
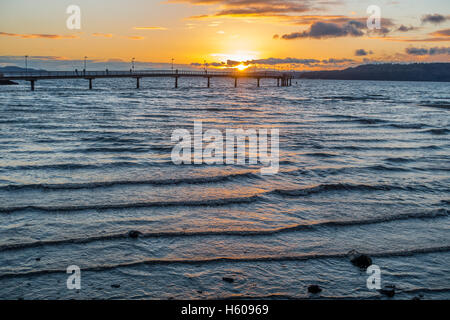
<box><xmin>84</xmin><ymin>56</ymin><xmax>88</xmax><ymax>75</ymax></box>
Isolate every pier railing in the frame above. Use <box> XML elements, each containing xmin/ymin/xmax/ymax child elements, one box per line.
<box><xmin>1</xmin><ymin>70</ymin><xmax>287</xmax><ymax>78</ymax></box>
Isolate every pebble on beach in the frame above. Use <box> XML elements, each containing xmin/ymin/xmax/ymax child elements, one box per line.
<box><xmin>379</xmin><ymin>285</ymin><xmax>396</xmax><ymax>298</ymax></box>
<box><xmin>308</xmin><ymin>285</ymin><xmax>322</xmax><ymax>294</ymax></box>
<box><xmin>348</xmin><ymin>250</ymin><xmax>372</xmax><ymax>269</ymax></box>
<box><xmin>128</xmin><ymin>230</ymin><xmax>143</xmax><ymax>239</ymax></box>
<box><xmin>222</xmin><ymin>277</ymin><xmax>234</xmax><ymax>283</ymax></box>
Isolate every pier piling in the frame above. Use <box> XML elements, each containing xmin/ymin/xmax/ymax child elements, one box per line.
<box><xmin>29</xmin><ymin>80</ymin><xmax>35</xmax><ymax>91</ymax></box>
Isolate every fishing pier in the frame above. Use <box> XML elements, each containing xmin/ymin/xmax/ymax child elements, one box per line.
<box><xmin>0</xmin><ymin>70</ymin><xmax>294</xmax><ymax>91</ymax></box>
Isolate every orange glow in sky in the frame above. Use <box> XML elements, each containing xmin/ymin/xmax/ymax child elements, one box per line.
<box><xmin>0</xmin><ymin>0</ymin><xmax>449</xmax><ymax>70</ymax></box>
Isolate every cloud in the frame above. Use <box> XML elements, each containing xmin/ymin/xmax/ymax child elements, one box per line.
<box><xmin>0</xmin><ymin>56</ymin><xmax>199</xmax><ymax>71</ymax></box>
<box><xmin>0</xmin><ymin>55</ymin><xmax>70</xmax><ymax>61</ymax></box>
<box><xmin>292</xmin><ymin>15</ymin><xmax>394</xmax><ymax>27</ymax></box>
<box><xmin>0</xmin><ymin>32</ymin><xmax>78</xmax><ymax>39</ymax></box>
<box><xmin>405</xmin><ymin>47</ymin><xmax>450</xmax><ymax>56</ymax></box>
<box><xmin>134</xmin><ymin>27</ymin><xmax>168</xmax><ymax>30</ymax></box>
<box><xmin>193</xmin><ymin>57</ymin><xmax>355</xmax><ymax>68</ymax></box>
<box><xmin>405</xmin><ymin>47</ymin><xmax>428</xmax><ymax>55</ymax></box>
<box><xmin>280</xmin><ymin>21</ymin><xmax>366</xmax><ymax>39</ymax></box>
<box><xmin>92</xmin><ymin>33</ymin><xmax>113</xmax><ymax>38</ymax></box>
<box><xmin>421</xmin><ymin>14</ymin><xmax>449</xmax><ymax>25</ymax></box>
<box><xmin>380</xmin><ymin>28</ymin><xmax>450</xmax><ymax>42</ymax></box>
<box><xmin>124</xmin><ymin>36</ymin><xmax>145</xmax><ymax>40</ymax></box>
<box><xmin>355</xmin><ymin>49</ymin><xmax>373</xmax><ymax>56</ymax></box>
<box><xmin>397</xmin><ymin>25</ymin><xmax>415</xmax><ymax>32</ymax></box>
<box><xmin>430</xmin><ymin>29</ymin><xmax>450</xmax><ymax>37</ymax></box>
<box><xmin>171</xmin><ymin>0</ymin><xmax>315</xmax><ymax>19</ymax></box>
<box><xmin>249</xmin><ymin>57</ymin><xmax>321</xmax><ymax>65</ymax></box>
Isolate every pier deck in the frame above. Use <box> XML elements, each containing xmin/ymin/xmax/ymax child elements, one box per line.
<box><xmin>0</xmin><ymin>70</ymin><xmax>293</xmax><ymax>91</ymax></box>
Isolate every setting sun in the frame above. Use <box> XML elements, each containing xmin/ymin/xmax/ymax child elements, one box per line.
<box><xmin>210</xmin><ymin>51</ymin><xmax>260</xmax><ymax>64</ymax></box>
<box><xmin>235</xmin><ymin>63</ymin><xmax>250</xmax><ymax>71</ymax></box>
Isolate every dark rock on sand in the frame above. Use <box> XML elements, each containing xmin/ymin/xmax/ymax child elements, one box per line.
<box><xmin>128</xmin><ymin>230</ymin><xmax>143</xmax><ymax>239</ymax></box>
<box><xmin>222</xmin><ymin>277</ymin><xmax>234</xmax><ymax>283</ymax></box>
<box><xmin>379</xmin><ymin>285</ymin><xmax>396</xmax><ymax>298</ymax></box>
<box><xmin>308</xmin><ymin>285</ymin><xmax>322</xmax><ymax>294</ymax></box>
<box><xmin>348</xmin><ymin>250</ymin><xmax>372</xmax><ymax>269</ymax></box>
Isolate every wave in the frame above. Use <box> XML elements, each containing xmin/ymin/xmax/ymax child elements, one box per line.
<box><xmin>424</xmin><ymin>128</ymin><xmax>449</xmax><ymax>135</ymax></box>
<box><xmin>0</xmin><ymin>171</ymin><xmax>260</xmax><ymax>191</ymax></box>
<box><xmin>420</xmin><ymin>103</ymin><xmax>450</xmax><ymax>110</ymax></box>
<box><xmin>1</xmin><ymin>209</ymin><xmax>446</xmax><ymax>252</ymax></box>
<box><xmin>272</xmin><ymin>183</ymin><xmax>410</xmax><ymax>197</ymax></box>
<box><xmin>221</xmin><ymin>293</ymin><xmax>300</xmax><ymax>300</ymax></box>
<box><xmin>326</xmin><ymin>95</ymin><xmax>387</xmax><ymax>102</ymax></box>
<box><xmin>384</xmin><ymin>157</ymin><xmax>413</xmax><ymax>163</ymax></box>
<box><xmin>366</xmin><ymin>165</ymin><xmax>410</xmax><ymax>172</ymax></box>
<box><xmin>322</xmin><ymin>116</ymin><xmax>388</xmax><ymax>125</ymax></box>
<box><xmin>80</xmin><ymin>136</ymin><xmax>144</xmax><ymax>144</ymax></box>
<box><xmin>332</xmin><ymin>145</ymin><xmax>442</xmax><ymax>151</ymax></box>
<box><xmin>0</xmin><ymin>161</ymin><xmax>145</xmax><ymax>171</ymax></box>
<box><xmin>0</xmin><ymin>195</ymin><xmax>262</xmax><ymax>214</ymax></box>
<box><xmin>62</xmin><ymin>146</ymin><xmax>154</xmax><ymax>153</ymax></box>
<box><xmin>321</xmin><ymin>116</ymin><xmax>430</xmax><ymax>130</ymax></box>
<box><xmin>301</xmin><ymin>152</ymin><xmax>338</xmax><ymax>158</ymax></box>
<box><xmin>0</xmin><ymin>181</ymin><xmax>435</xmax><ymax>213</ymax></box>
<box><xmin>1</xmin><ymin>245</ymin><xmax>449</xmax><ymax>279</ymax></box>
<box><xmin>390</xmin><ymin>123</ymin><xmax>428</xmax><ymax>129</ymax></box>
<box><xmin>401</xmin><ymin>287</ymin><xmax>450</xmax><ymax>294</ymax></box>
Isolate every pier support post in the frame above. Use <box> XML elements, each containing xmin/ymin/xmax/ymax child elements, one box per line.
<box><xmin>207</xmin><ymin>77</ymin><xmax>210</xmax><ymax>88</ymax></box>
<box><xmin>136</xmin><ymin>77</ymin><xmax>140</xmax><ymax>89</ymax></box>
<box><xmin>257</xmin><ymin>78</ymin><xmax>260</xmax><ymax>87</ymax></box>
<box><xmin>29</xmin><ymin>80</ymin><xmax>35</xmax><ymax>91</ymax></box>
<box><xmin>234</xmin><ymin>77</ymin><xmax>237</xmax><ymax>88</ymax></box>
<box><xmin>89</xmin><ymin>78</ymin><xmax>93</xmax><ymax>90</ymax></box>
<box><xmin>175</xmin><ymin>77</ymin><xmax>178</xmax><ymax>88</ymax></box>
<box><xmin>277</xmin><ymin>78</ymin><xmax>280</xmax><ymax>87</ymax></box>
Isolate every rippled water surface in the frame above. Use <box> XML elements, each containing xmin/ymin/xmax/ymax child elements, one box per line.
<box><xmin>0</xmin><ymin>78</ymin><xmax>449</xmax><ymax>299</ymax></box>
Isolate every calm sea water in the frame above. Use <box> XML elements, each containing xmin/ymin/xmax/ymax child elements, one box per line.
<box><xmin>0</xmin><ymin>77</ymin><xmax>449</xmax><ymax>300</ymax></box>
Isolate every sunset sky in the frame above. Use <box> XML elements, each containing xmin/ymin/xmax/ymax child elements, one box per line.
<box><xmin>0</xmin><ymin>0</ymin><xmax>449</xmax><ymax>70</ymax></box>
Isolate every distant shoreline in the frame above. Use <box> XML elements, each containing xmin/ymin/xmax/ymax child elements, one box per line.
<box><xmin>297</xmin><ymin>63</ymin><xmax>450</xmax><ymax>82</ymax></box>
